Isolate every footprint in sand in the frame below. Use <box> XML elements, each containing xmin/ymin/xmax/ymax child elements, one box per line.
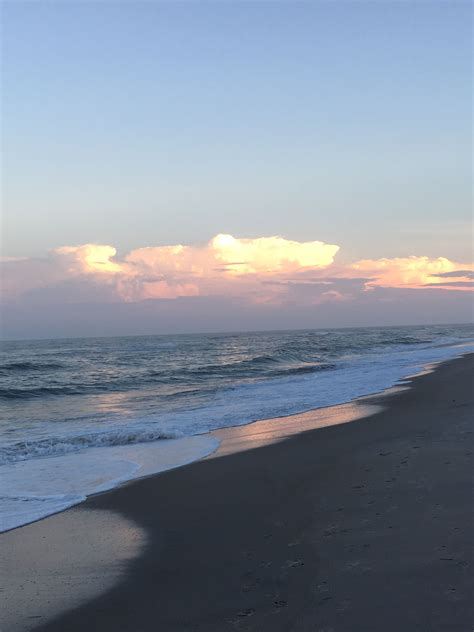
<box><xmin>285</xmin><ymin>559</ymin><xmax>305</xmax><ymax>568</ymax></box>
<box><xmin>236</xmin><ymin>608</ymin><xmax>255</xmax><ymax>618</ymax></box>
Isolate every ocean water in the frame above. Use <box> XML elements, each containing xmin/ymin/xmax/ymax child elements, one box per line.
<box><xmin>1</xmin><ymin>324</ymin><xmax>473</xmax><ymax>531</ymax></box>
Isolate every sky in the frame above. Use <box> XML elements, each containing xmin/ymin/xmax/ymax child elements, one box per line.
<box><xmin>1</xmin><ymin>1</ymin><xmax>472</xmax><ymax>338</ymax></box>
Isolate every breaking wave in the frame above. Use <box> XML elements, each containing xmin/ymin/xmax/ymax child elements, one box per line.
<box><xmin>0</xmin><ymin>428</ymin><xmax>185</xmax><ymax>465</ymax></box>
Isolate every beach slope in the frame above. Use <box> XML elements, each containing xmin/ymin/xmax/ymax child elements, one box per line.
<box><xmin>2</xmin><ymin>354</ymin><xmax>473</xmax><ymax>631</ymax></box>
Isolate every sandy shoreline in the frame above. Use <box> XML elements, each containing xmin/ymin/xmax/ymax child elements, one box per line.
<box><xmin>1</xmin><ymin>354</ymin><xmax>473</xmax><ymax>631</ymax></box>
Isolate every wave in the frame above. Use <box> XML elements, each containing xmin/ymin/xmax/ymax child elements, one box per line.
<box><xmin>0</xmin><ymin>358</ymin><xmax>336</xmax><ymax>401</ymax></box>
<box><xmin>376</xmin><ymin>336</ymin><xmax>434</xmax><ymax>347</ymax></box>
<box><xmin>274</xmin><ymin>363</ymin><xmax>336</xmax><ymax>376</ymax></box>
<box><xmin>0</xmin><ymin>385</ymin><xmax>85</xmax><ymax>400</ymax></box>
<box><xmin>0</xmin><ymin>428</ymin><xmax>185</xmax><ymax>465</ymax></box>
<box><xmin>0</xmin><ymin>360</ymin><xmax>66</xmax><ymax>373</ymax></box>
<box><xmin>170</xmin><ymin>356</ymin><xmax>335</xmax><ymax>378</ymax></box>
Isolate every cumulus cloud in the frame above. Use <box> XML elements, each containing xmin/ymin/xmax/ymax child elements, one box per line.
<box><xmin>53</xmin><ymin>244</ymin><xmax>123</xmax><ymax>274</ymax></box>
<box><xmin>209</xmin><ymin>234</ymin><xmax>339</xmax><ymax>273</ymax></box>
<box><xmin>351</xmin><ymin>256</ymin><xmax>474</xmax><ymax>290</ymax></box>
<box><xmin>1</xmin><ymin>235</ymin><xmax>472</xmax><ymax>310</ymax></box>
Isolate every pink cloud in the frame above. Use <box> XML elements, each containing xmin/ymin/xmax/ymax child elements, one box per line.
<box><xmin>351</xmin><ymin>257</ymin><xmax>474</xmax><ymax>291</ymax></box>
<box><xmin>1</xmin><ymin>235</ymin><xmax>472</xmax><ymax>310</ymax></box>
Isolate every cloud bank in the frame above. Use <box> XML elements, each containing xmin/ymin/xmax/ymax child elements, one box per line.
<box><xmin>2</xmin><ymin>233</ymin><xmax>472</xmax><ymax>303</ymax></box>
<box><xmin>1</xmin><ymin>233</ymin><xmax>472</xmax><ymax>338</ymax></box>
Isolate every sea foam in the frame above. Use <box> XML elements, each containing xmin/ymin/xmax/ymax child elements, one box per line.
<box><xmin>0</xmin><ymin>435</ymin><xmax>219</xmax><ymax>532</ymax></box>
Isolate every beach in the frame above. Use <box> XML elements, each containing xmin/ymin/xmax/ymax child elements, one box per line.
<box><xmin>1</xmin><ymin>353</ymin><xmax>473</xmax><ymax>631</ymax></box>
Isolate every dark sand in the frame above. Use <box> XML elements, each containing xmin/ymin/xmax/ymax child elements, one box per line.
<box><xmin>1</xmin><ymin>354</ymin><xmax>473</xmax><ymax>631</ymax></box>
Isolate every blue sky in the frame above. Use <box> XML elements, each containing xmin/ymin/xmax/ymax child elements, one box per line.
<box><xmin>3</xmin><ymin>1</ymin><xmax>472</xmax><ymax>262</ymax></box>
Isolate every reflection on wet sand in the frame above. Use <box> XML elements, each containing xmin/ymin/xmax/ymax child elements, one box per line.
<box><xmin>210</xmin><ymin>399</ymin><xmax>384</xmax><ymax>458</ymax></box>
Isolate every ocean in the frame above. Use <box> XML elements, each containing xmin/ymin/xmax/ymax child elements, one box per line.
<box><xmin>1</xmin><ymin>324</ymin><xmax>472</xmax><ymax>532</ymax></box>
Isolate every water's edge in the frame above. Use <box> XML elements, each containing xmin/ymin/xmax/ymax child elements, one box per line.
<box><xmin>2</xmin><ymin>350</ymin><xmax>471</xmax><ymax>534</ymax></box>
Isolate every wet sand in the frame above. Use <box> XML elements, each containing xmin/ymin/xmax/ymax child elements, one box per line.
<box><xmin>1</xmin><ymin>354</ymin><xmax>473</xmax><ymax>631</ymax></box>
